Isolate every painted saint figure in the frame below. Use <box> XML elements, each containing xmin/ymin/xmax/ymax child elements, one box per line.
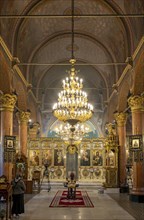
<box><xmin>80</xmin><ymin>150</ymin><xmax>90</xmax><ymax>166</ymax></box>
<box><xmin>93</xmin><ymin>151</ymin><xmax>103</xmax><ymax>166</ymax></box>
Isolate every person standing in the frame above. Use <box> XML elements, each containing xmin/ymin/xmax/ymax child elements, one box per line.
<box><xmin>11</xmin><ymin>174</ymin><xmax>26</xmax><ymax>218</ymax></box>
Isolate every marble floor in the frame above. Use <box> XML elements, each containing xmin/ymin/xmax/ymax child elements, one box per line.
<box><xmin>16</xmin><ymin>184</ymin><xmax>144</xmax><ymax>220</ymax></box>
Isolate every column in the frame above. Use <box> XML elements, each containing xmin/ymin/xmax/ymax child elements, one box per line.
<box><xmin>16</xmin><ymin>111</ymin><xmax>30</xmax><ymax>156</ymax></box>
<box><xmin>0</xmin><ymin>94</ymin><xmax>17</xmax><ymax>180</ymax></box>
<box><xmin>128</xmin><ymin>95</ymin><xmax>144</xmax><ymax>202</ymax></box>
<box><xmin>142</xmin><ymin>102</ymin><xmax>144</xmax><ymax>134</ymax></box>
<box><xmin>114</xmin><ymin>112</ymin><xmax>127</xmax><ymax>191</ymax></box>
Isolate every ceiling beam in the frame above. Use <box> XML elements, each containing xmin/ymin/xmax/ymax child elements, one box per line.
<box><xmin>18</xmin><ymin>62</ymin><xmax>127</xmax><ymax>66</ymax></box>
<box><xmin>0</xmin><ymin>14</ymin><xmax>144</xmax><ymax>18</ymax></box>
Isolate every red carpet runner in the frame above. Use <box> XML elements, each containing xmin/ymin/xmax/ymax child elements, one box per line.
<box><xmin>49</xmin><ymin>190</ymin><xmax>94</xmax><ymax>207</ymax></box>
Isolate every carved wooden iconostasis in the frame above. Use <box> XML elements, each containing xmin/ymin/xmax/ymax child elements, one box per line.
<box><xmin>25</xmin><ymin>137</ymin><xmax>118</xmax><ymax>187</ymax></box>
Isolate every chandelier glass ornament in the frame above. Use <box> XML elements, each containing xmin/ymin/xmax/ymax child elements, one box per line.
<box><xmin>54</xmin><ymin>122</ymin><xmax>90</xmax><ymax>144</ymax></box>
<box><xmin>53</xmin><ymin>0</ymin><xmax>93</xmax><ymax>125</ymax></box>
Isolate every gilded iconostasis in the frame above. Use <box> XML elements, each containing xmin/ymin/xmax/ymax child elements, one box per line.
<box><xmin>14</xmin><ymin>120</ymin><xmax>119</xmax><ymax>186</ymax></box>
<box><xmin>26</xmin><ymin>138</ymin><xmax>118</xmax><ymax>186</ymax></box>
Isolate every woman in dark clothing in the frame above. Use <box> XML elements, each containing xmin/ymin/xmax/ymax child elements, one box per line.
<box><xmin>11</xmin><ymin>174</ymin><xmax>26</xmax><ymax>217</ymax></box>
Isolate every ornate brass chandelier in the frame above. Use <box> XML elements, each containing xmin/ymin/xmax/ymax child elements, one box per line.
<box><xmin>54</xmin><ymin>122</ymin><xmax>90</xmax><ymax>144</ymax></box>
<box><xmin>53</xmin><ymin>0</ymin><xmax>93</xmax><ymax>125</ymax></box>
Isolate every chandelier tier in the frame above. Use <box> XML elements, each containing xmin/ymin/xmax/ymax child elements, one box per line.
<box><xmin>54</xmin><ymin>122</ymin><xmax>89</xmax><ymax>144</ymax></box>
<box><xmin>53</xmin><ymin>0</ymin><xmax>94</xmax><ymax>125</ymax></box>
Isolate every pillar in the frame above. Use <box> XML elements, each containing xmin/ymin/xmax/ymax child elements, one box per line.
<box><xmin>128</xmin><ymin>95</ymin><xmax>144</xmax><ymax>202</ymax></box>
<box><xmin>142</xmin><ymin>96</ymin><xmax>144</xmax><ymax>134</ymax></box>
<box><xmin>114</xmin><ymin>112</ymin><xmax>127</xmax><ymax>190</ymax></box>
<box><xmin>16</xmin><ymin>111</ymin><xmax>30</xmax><ymax>156</ymax></box>
<box><xmin>0</xmin><ymin>94</ymin><xmax>17</xmax><ymax>180</ymax></box>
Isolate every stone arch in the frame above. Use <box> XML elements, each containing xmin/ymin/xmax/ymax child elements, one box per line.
<box><xmin>27</xmin><ymin>92</ymin><xmax>37</xmax><ymax>122</ymax></box>
<box><xmin>107</xmin><ymin>94</ymin><xmax>118</xmax><ymax>122</ymax></box>
<box><xmin>133</xmin><ymin>51</ymin><xmax>144</xmax><ymax>95</ymax></box>
<box><xmin>0</xmin><ymin>50</ymin><xmax>11</xmax><ymax>93</ymax></box>
<box><xmin>12</xmin><ymin>76</ymin><xmax>27</xmax><ymax>111</ymax></box>
<box><xmin>118</xmin><ymin>80</ymin><xmax>131</xmax><ymax>112</ymax></box>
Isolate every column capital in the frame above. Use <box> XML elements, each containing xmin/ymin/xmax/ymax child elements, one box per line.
<box><xmin>128</xmin><ymin>95</ymin><xmax>144</xmax><ymax>112</ymax></box>
<box><xmin>16</xmin><ymin>111</ymin><xmax>31</xmax><ymax>124</ymax></box>
<box><xmin>114</xmin><ymin>112</ymin><xmax>127</xmax><ymax>126</ymax></box>
<box><xmin>0</xmin><ymin>93</ymin><xmax>17</xmax><ymax>112</ymax></box>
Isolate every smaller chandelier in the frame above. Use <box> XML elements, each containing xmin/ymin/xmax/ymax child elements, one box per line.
<box><xmin>53</xmin><ymin>59</ymin><xmax>93</xmax><ymax>125</ymax></box>
<box><xmin>54</xmin><ymin>122</ymin><xmax>89</xmax><ymax>144</ymax></box>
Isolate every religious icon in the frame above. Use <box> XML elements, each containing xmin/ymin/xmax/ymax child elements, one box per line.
<box><xmin>80</xmin><ymin>149</ymin><xmax>90</xmax><ymax>166</ymax></box>
<box><xmin>5</xmin><ymin>136</ymin><xmax>16</xmax><ymax>150</ymax></box>
<box><xmin>105</xmin><ymin>149</ymin><xmax>115</xmax><ymax>166</ymax></box>
<box><xmin>29</xmin><ymin>150</ymin><xmax>40</xmax><ymax>166</ymax></box>
<box><xmin>7</xmin><ymin>140</ymin><xmax>13</xmax><ymax>149</ymax></box>
<box><xmin>132</xmin><ymin>139</ymin><xmax>139</xmax><ymax>149</ymax></box>
<box><xmin>42</xmin><ymin>149</ymin><xmax>52</xmax><ymax>166</ymax></box>
<box><xmin>92</xmin><ymin>151</ymin><xmax>103</xmax><ymax>166</ymax></box>
<box><xmin>54</xmin><ymin>149</ymin><xmax>64</xmax><ymax>166</ymax></box>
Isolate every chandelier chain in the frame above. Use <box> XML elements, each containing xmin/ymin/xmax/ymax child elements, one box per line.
<box><xmin>71</xmin><ymin>0</ymin><xmax>74</xmax><ymax>59</ymax></box>
<box><xmin>52</xmin><ymin>0</ymin><xmax>93</xmax><ymax>126</ymax></box>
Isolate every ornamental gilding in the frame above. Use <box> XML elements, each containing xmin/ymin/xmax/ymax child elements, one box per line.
<box><xmin>114</xmin><ymin>112</ymin><xmax>127</xmax><ymax>126</ymax></box>
<box><xmin>16</xmin><ymin>111</ymin><xmax>31</xmax><ymax>123</ymax></box>
<box><xmin>128</xmin><ymin>95</ymin><xmax>144</xmax><ymax>111</ymax></box>
<box><xmin>105</xmin><ymin>123</ymin><xmax>116</xmax><ymax>136</ymax></box>
<box><xmin>0</xmin><ymin>94</ymin><xmax>17</xmax><ymax>112</ymax></box>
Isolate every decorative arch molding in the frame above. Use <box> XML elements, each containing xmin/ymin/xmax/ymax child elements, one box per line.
<box><xmin>11</xmin><ymin>0</ymin><xmax>131</xmax><ymax>71</ymax></box>
<box><xmin>0</xmin><ymin>49</ymin><xmax>11</xmax><ymax>93</ymax></box>
<box><xmin>89</xmin><ymin>117</ymin><xmax>103</xmax><ymax>137</ymax></box>
<box><xmin>46</xmin><ymin>118</ymin><xmax>101</xmax><ymax>138</ymax></box>
<box><xmin>13</xmin><ymin>80</ymin><xmax>27</xmax><ymax>111</ymax></box>
<box><xmin>11</xmin><ymin>0</ymin><xmax>41</xmax><ymax>55</ymax></box>
<box><xmin>26</xmin><ymin>31</ymin><xmax>118</xmax><ymax>80</ymax></box>
<box><xmin>27</xmin><ymin>92</ymin><xmax>37</xmax><ymax>121</ymax></box>
<box><xmin>105</xmin><ymin>0</ymin><xmax>134</xmax><ymax>54</ymax></box>
<box><xmin>133</xmin><ymin>50</ymin><xmax>144</xmax><ymax>95</ymax></box>
<box><xmin>41</xmin><ymin>112</ymin><xmax>101</xmax><ymax>138</ymax></box>
<box><xmin>107</xmin><ymin>94</ymin><xmax>119</xmax><ymax>122</ymax></box>
<box><xmin>117</xmin><ymin>80</ymin><xmax>131</xmax><ymax>112</ymax></box>
<box><xmin>35</xmin><ymin>57</ymin><xmax>109</xmax><ymax>99</ymax></box>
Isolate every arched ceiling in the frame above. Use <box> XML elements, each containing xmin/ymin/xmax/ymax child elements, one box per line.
<box><xmin>0</xmin><ymin>0</ymin><xmax>144</xmax><ymax>133</ymax></box>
